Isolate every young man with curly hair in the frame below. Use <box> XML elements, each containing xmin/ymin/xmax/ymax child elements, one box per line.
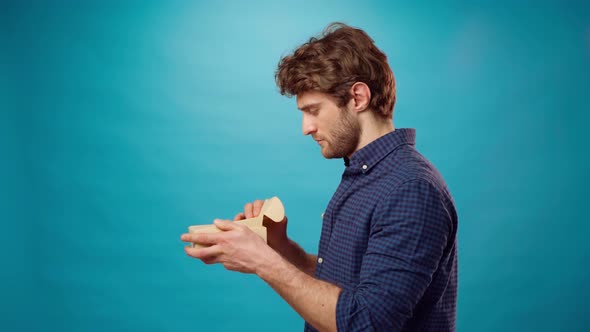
<box><xmin>182</xmin><ymin>23</ymin><xmax>458</xmax><ymax>332</ymax></box>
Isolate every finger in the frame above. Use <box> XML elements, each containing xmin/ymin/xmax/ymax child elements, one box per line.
<box><xmin>233</xmin><ymin>212</ymin><xmax>246</xmax><ymax>221</ymax></box>
<box><xmin>180</xmin><ymin>232</ymin><xmax>222</xmax><ymax>246</ymax></box>
<box><xmin>253</xmin><ymin>200</ymin><xmax>264</xmax><ymax>217</ymax></box>
<box><xmin>214</xmin><ymin>219</ymin><xmax>237</xmax><ymax>231</ymax></box>
<box><xmin>185</xmin><ymin>244</ymin><xmax>222</xmax><ymax>261</ymax></box>
<box><xmin>244</xmin><ymin>202</ymin><xmax>254</xmax><ymax>218</ymax></box>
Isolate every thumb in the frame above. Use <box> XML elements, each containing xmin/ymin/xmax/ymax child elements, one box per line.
<box><xmin>214</xmin><ymin>219</ymin><xmax>235</xmax><ymax>231</ymax></box>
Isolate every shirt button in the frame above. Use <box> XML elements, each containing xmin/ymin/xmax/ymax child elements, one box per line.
<box><xmin>317</xmin><ymin>257</ymin><xmax>323</xmax><ymax>264</ymax></box>
<box><xmin>321</xmin><ymin>212</ymin><xmax>325</xmax><ymax>219</ymax></box>
<box><xmin>362</xmin><ymin>164</ymin><xmax>368</xmax><ymax>170</ymax></box>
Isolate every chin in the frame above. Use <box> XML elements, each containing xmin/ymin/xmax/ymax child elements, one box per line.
<box><xmin>321</xmin><ymin>151</ymin><xmax>340</xmax><ymax>159</ymax></box>
<box><xmin>320</xmin><ymin>149</ymin><xmax>334</xmax><ymax>159</ymax></box>
<box><xmin>320</xmin><ymin>145</ymin><xmax>345</xmax><ymax>159</ymax></box>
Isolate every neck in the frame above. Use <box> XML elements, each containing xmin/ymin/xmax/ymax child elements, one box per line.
<box><xmin>350</xmin><ymin>116</ymin><xmax>395</xmax><ymax>158</ymax></box>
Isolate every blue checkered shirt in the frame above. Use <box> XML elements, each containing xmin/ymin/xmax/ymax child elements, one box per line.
<box><xmin>304</xmin><ymin>129</ymin><xmax>458</xmax><ymax>331</ymax></box>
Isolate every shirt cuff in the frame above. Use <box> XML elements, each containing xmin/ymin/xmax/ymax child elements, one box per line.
<box><xmin>336</xmin><ymin>288</ymin><xmax>373</xmax><ymax>332</ymax></box>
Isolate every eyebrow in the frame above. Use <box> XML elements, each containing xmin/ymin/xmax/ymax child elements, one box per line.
<box><xmin>298</xmin><ymin>102</ymin><xmax>321</xmax><ymax>112</ymax></box>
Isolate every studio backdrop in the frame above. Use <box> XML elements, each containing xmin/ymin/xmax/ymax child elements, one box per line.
<box><xmin>2</xmin><ymin>1</ymin><xmax>589</xmax><ymax>331</ymax></box>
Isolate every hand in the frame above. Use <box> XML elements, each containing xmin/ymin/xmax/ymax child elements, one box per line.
<box><xmin>181</xmin><ymin>219</ymin><xmax>276</xmax><ymax>274</ymax></box>
<box><xmin>233</xmin><ymin>200</ymin><xmax>288</xmax><ymax>251</ymax></box>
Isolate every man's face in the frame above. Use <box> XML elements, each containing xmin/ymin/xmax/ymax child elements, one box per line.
<box><xmin>296</xmin><ymin>91</ymin><xmax>361</xmax><ymax>159</ymax></box>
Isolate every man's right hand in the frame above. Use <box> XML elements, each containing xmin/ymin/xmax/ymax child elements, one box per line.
<box><xmin>233</xmin><ymin>199</ymin><xmax>289</xmax><ymax>251</ymax></box>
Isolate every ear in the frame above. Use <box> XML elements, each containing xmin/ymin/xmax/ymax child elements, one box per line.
<box><xmin>349</xmin><ymin>82</ymin><xmax>371</xmax><ymax>113</ymax></box>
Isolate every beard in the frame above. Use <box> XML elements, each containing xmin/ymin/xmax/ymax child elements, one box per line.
<box><xmin>318</xmin><ymin>108</ymin><xmax>361</xmax><ymax>159</ymax></box>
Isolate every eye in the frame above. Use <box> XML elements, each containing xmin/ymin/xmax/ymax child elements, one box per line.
<box><xmin>308</xmin><ymin>108</ymin><xmax>320</xmax><ymax>115</ymax></box>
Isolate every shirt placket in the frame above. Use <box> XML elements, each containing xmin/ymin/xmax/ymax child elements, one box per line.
<box><xmin>316</xmin><ymin>170</ymin><xmax>359</xmax><ymax>277</ymax></box>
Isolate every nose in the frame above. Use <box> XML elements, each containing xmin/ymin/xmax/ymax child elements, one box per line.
<box><xmin>302</xmin><ymin>113</ymin><xmax>317</xmax><ymax>136</ymax></box>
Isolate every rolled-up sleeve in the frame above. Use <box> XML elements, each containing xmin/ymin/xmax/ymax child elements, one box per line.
<box><xmin>335</xmin><ymin>178</ymin><xmax>452</xmax><ymax>331</ymax></box>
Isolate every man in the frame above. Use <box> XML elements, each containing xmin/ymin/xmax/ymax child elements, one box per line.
<box><xmin>181</xmin><ymin>22</ymin><xmax>458</xmax><ymax>332</ymax></box>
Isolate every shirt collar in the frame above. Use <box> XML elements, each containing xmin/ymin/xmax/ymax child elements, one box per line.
<box><xmin>343</xmin><ymin>128</ymin><xmax>416</xmax><ymax>174</ymax></box>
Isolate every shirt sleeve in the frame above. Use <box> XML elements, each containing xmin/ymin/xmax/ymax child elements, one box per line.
<box><xmin>335</xmin><ymin>178</ymin><xmax>452</xmax><ymax>331</ymax></box>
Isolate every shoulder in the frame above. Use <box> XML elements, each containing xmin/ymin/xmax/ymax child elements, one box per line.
<box><xmin>378</xmin><ymin>144</ymin><xmax>450</xmax><ymax>196</ymax></box>
<box><xmin>372</xmin><ymin>145</ymin><xmax>456</xmax><ymax>220</ymax></box>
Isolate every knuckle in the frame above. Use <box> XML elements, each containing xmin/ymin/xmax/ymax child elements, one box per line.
<box><xmin>192</xmin><ymin>249</ymin><xmax>203</xmax><ymax>259</ymax></box>
<box><xmin>219</xmin><ymin>234</ymin><xmax>231</xmax><ymax>244</ymax></box>
<box><xmin>191</xmin><ymin>250</ymin><xmax>203</xmax><ymax>259</ymax></box>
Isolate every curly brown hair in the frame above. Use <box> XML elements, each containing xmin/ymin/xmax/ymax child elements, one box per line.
<box><xmin>275</xmin><ymin>22</ymin><xmax>396</xmax><ymax>118</ymax></box>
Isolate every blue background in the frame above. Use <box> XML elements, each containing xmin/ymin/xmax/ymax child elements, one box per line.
<box><xmin>2</xmin><ymin>1</ymin><xmax>589</xmax><ymax>331</ymax></box>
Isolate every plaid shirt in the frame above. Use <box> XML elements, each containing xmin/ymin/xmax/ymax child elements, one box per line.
<box><xmin>304</xmin><ymin>129</ymin><xmax>458</xmax><ymax>332</ymax></box>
